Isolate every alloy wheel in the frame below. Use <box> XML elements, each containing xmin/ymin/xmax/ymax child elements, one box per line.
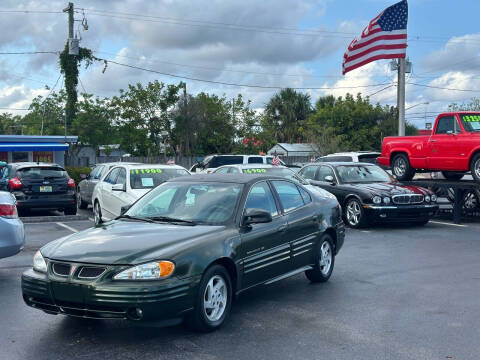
<box><xmin>203</xmin><ymin>275</ymin><xmax>227</xmax><ymax>322</ymax></box>
<box><xmin>346</xmin><ymin>201</ymin><xmax>361</xmax><ymax>226</ymax></box>
<box><xmin>94</xmin><ymin>202</ymin><xmax>101</xmax><ymax>225</ymax></box>
<box><xmin>319</xmin><ymin>241</ymin><xmax>332</xmax><ymax>276</ymax></box>
<box><xmin>475</xmin><ymin>158</ymin><xmax>480</xmax><ymax>180</ymax></box>
<box><xmin>394</xmin><ymin>157</ymin><xmax>407</xmax><ymax>177</ymax></box>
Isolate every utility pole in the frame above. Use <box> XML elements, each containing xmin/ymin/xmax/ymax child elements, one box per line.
<box><xmin>397</xmin><ymin>58</ymin><xmax>406</xmax><ymax>136</ymax></box>
<box><xmin>183</xmin><ymin>83</ymin><xmax>189</xmax><ymax>156</ymax></box>
<box><xmin>64</xmin><ymin>2</ymin><xmax>74</xmax><ymax>40</ymax></box>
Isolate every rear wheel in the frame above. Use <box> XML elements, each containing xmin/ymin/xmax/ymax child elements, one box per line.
<box><xmin>64</xmin><ymin>206</ymin><xmax>77</xmax><ymax>216</ymax></box>
<box><xmin>186</xmin><ymin>265</ymin><xmax>232</xmax><ymax>332</ymax></box>
<box><xmin>344</xmin><ymin>198</ymin><xmax>369</xmax><ymax>228</ymax></box>
<box><xmin>305</xmin><ymin>235</ymin><xmax>335</xmax><ymax>283</ymax></box>
<box><xmin>441</xmin><ymin>171</ymin><xmax>464</xmax><ymax>181</ymax></box>
<box><xmin>77</xmin><ymin>189</ymin><xmax>88</xmax><ymax>209</ymax></box>
<box><xmin>471</xmin><ymin>153</ymin><xmax>480</xmax><ymax>183</ymax></box>
<box><xmin>93</xmin><ymin>201</ymin><xmax>103</xmax><ymax>225</ymax></box>
<box><xmin>392</xmin><ymin>154</ymin><xmax>415</xmax><ymax>181</ymax></box>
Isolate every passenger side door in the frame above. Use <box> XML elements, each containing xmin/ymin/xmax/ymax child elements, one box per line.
<box><xmin>427</xmin><ymin>115</ymin><xmax>463</xmax><ymax>169</ymax></box>
<box><xmin>271</xmin><ymin>181</ymin><xmax>319</xmax><ymax>269</ymax></box>
<box><xmin>109</xmin><ymin>167</ymin><xmax>132</xmax><ymax>217</ymax></box>
<box><xmin>100</xmin><ymin>167</ymin><xmax>120</xmax><ymax>218</ymax></box>
<box><xmin>240</xmin><ymin>181</ymin><xmax>290</xmax><ymax>288</ymax></box>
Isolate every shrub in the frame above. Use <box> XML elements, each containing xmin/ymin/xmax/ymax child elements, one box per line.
<box><xmin>66</xmin><ymin>166</ymin><xmax>92</xmax><ymax>184</ymax></box>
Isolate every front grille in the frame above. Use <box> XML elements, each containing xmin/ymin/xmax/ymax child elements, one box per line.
<box><xmin>78</xmin><ymin>266</ymin><xmax>106</xmax><ymax>279</ymax></box>
<box><xmin>52</xmin><ymin>263</ymin><xmax>71</xmax><ymax>277</ymax></box>
<box><xmin>392</xmin><ymin>194</ymin><xmax>424</xmax><ymax>205</ymax></box>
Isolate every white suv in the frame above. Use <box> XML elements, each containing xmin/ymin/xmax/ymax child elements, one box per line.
<box><xmin>317</xmin><ymin>151</ymin><xmax>380</xmax><ymax>164</ymax></box>
<box><xmin>190</xmin><ymin>155</ymin><xmax>285</xmax><ymax>174</ymax></box>
<box><xmin>92</xmin><ymin>164</ymin><xmax>190</xmax><ymax>225</ymax></box>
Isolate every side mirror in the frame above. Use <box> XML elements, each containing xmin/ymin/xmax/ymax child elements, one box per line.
<box><xmin>120</xmin><ymin>204</ymin><xmax>131</xmax><ymax>214</ymax></box>
<box><xmin>112</xmin><ymin>183</ymin><xmax>126</xmax><ymax>192</ymax></box>
<box><xmin>242</xmin><ymin>208</ymin><xmax>272</xmax><ymax>226</ymax></box>
<box><xmin>324</xmin><ymin>175</ymin><xmax>335</xmax><ymax>184</ymax></box>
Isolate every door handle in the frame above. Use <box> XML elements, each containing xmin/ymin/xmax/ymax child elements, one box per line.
<box><xmin>429</xmin><ymin>139</ymin><xmax>436</xmax><ymax>143</ymax></box>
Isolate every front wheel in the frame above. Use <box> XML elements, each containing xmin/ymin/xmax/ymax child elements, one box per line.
<box><xmin>392</xmin><ymin>154</ymin><xmax>415</xmax><ymax>181</ymax></box>
<box><xmin>305</xmin><ymin>235</ymin><xmax>335</xmax><ymax>283</ymax></box>
<box><xmin>471</xmin><ymin>153</ymin><xmax>480</xmax><ymax>183</ymax></box>
<box><xmin>344</xmin><ymin>198</ymin><xmax>369</xmax><ymax>228</ymax></box>
<box><xmin>93</xmin><ymin>201</ymin><xmax>103</xmax><ymax>226</ymax></box>
<box><xmin>441</xmin><ymin>171</ymin><xmax>464</xmax><ymax>181</ymax></box>
<box><xmin>186</xmin><ymin>265</ymin><xmax>232</xmax><ymax>332</ymax></box>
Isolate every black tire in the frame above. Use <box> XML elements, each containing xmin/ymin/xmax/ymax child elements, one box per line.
<box><xmin>305</xmin><ymin>234</ymin><xmax>335</xmax><ymax>283</ymax></box>
<box><xmin>77</xmin><ymin>189</ymin><xmax>88</xmax><ymax>209</ymax></box>
<box><xmin>471</xmin><ymin>153</ymin><xmax>480</xmax><ymax>183</ymax></box>
<box><xmin>413</xmin><ymin>219</ymin><xmax>430</xmax><ymax>226</ymax></box>
<box><xmin>344</xmin><ymin>198</ymin><xmax>369</xmax><ymax>228</ymax></box>
<box><xmin>186</xmin><ymin>265</ymin><xmax>232</xmax><ymax>332</ymax></box>
<box><xmin>441</xmin><ymin>171</ymin><xmax>464</xmax><ymax>181</ymax></box>
<box><xmin>93</xmin><ymin>201</ymin><xmax>103</xmax><ymax>225</ymax></box>
<box><xmin>392</xmin><ymin>154</ymin><xmax>415</xmax><ymax>181</ymax></box>
<box><xmin>64</xmin><ymin>206</ymin><xmax>77</xmax><ymax>216</ymax></box>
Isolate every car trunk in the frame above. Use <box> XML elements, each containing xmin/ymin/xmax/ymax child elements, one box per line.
<box><xmin>17</xmin><ymin>167</ymin><xmax>69</xmax><ymax>195</ymax></box>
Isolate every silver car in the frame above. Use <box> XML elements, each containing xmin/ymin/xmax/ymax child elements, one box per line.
<box><xmin>0</xmin><ymin>191</ymin><xmax>25</xmax><ymax>259</ymax></box>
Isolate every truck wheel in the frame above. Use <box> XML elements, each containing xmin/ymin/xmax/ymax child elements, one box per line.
<box><xmin>392</xmin><ymin>154</ymin><xmax>415</xmax><ymax>181</ymax></box>
<box><xmin>471</xmin><ymin>153</ymin><xmax>480</xmax><ymax>183</ymax></box>
<box><xmin>441</xmin><ymin>172</ymin><xmax>464</xmax><ymax>181</ymax></box>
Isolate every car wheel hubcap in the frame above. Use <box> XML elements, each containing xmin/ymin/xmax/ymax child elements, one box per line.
<box><xmin>394</xmin><ymin>157</ymin><xmax>406</xmax><ymax>177</ymax></box>
<box><xmin>203</xmin><ymin>275</ymin><xmax>227</xmax><ymax>322</ymax></box>
<box><xmin>94</xmin><ymin>203</ymin><xmax>100</xmax><ymax>224</ymax></box>
<box><xmin>475</xmin><ymin>159</ymin><xmax>480</xmax><ymax>179</ymax></box>
<box><xmin>464</xmin><ymin>192</ymin><xmax>478</xmax><ymax>210</ymax></box>
<box><xmin>346</xmin><ymin>201</ymin><xmax>361</xmax><ymax>226</ymax></box>
<box><xmin>319</xmin><ymin>241</ymin><xmax>332</xmax><ymax>276</ymax></box>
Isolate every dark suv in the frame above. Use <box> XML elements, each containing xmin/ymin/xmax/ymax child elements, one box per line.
<box><xmin>0</xmin><ymin>162</ymin><xmax>77</xmax><ymax>216</ymax></box>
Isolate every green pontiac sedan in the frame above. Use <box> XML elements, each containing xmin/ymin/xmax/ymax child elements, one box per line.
<box><xmin>22</xmin><ymin>174</ymin><xmax>345</xmax><ymax>331</ymax></box>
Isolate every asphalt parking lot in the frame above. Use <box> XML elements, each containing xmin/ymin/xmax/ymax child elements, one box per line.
<box><xmin>1</xmin><ymin>218</ymin><xmax>480</xmax><ymax>360</ymax></box>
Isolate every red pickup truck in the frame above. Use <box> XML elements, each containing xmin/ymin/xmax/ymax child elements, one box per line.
<box><xmin>377</xmin><ymin>112</ymin><xmax>480</xmax><ymax>182</ymax></box>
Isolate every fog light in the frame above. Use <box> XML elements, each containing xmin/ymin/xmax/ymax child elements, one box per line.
<box><xmin>127</xmin><ymin>307</ymin><xmax>143</xmax><ymax>320</ymax></box>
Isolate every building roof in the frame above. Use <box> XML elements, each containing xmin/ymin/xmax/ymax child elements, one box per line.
<box><xmin>0</xmin><ymin>135</ymin><xmax>78</xmax><ymax>143</ymax></box>
<box><xmin>274</xmin><ymin>143</ymin><xmax>318</xmax><ymax>153</ymax></box>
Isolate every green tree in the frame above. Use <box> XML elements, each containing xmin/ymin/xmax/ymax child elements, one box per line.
<box><xmin>22</xmin><ymin>89</ymin><xmax>67</xmax><ymax>135</ymax></box>
<box><xmin>0</xmin><ymin>113</ymin><xmax>23</xmax><ymax>134</ymax></box>
<box><xmin>448</xmin><ymin>97</ymin><xmax>480</xmax><ymax>111</ymax></box>
<box><xmin>112</xmin><ymin>81</ymin><xmax>182</xmax><ymax>156</ymax></box>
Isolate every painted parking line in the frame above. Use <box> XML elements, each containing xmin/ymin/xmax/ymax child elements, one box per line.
<box><xmin>430</xmin><ymin>220</ymin><xmax>467</xmax><ymax>228</ymax></box>
<box><xmin>55</xmin><ymin>222</ymin><xmax>79</xmax><ymax>233</ymax></box>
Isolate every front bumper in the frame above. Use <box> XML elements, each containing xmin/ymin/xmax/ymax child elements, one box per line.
<box><xmin>364</xmin><ymin>204</ymin><xmax>439</xmax><ymax>223</ymax></box>
<box><xmin>22</xmin><ymin>268</ymin><xmax>200</xmax><ymax>321</ymax></box>
<box><xmin>14</xmin><ymin>192</ymin><xmax>76</xmax><ymax>210</ymax></box>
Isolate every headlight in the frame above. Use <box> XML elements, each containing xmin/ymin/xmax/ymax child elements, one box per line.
<box><xmin>383</xmin><ymin>197</ymin><xmax>391</xmax><ymax>204</ymax></box>
<box><xmin>373</xmin><ymin>196</ymin><xmax>382</xmax><ymax>205</ymax></box>
<box><xmin>425</xmin><ymin>195</ymin><xmax>431</xmax><ymax>202</ymax></box>
<box><xmin>33</xmin><ymin>250</ymin><xmax>47</xmax><ymax>273</ymax></box>
<box><xmin>113</xmin><ymin>261</ymin><xmax>175</xmax><ymax>280</ymax></box>
<box><xmin>431</xmin><ymin>194</ymin><xmax>437</xmax><ymax>202</ymax></box>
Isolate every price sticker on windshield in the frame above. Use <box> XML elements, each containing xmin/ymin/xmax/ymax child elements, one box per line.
<box><xmin>130</xmin><ymin>168</ymin><xmax>163</xmax><ymax>174</ymax></box>
<box><xmin>462</xmin><ymin>115</ymin><xmax>480</xmax><ymax>122</ymax></box>
<box><xmin>242</xmin><ymin>169</ymin><xmax>267</xmax><ymax>174</ymax></box>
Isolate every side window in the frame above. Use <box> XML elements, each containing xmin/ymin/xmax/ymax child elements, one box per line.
<box><xmin>317</xmin><ymin>166</ymin><xmax>335</xmax><ymax>182</ymax></box>
<box><xmin>297</xmin><ymin>186</ymin><xmax>311</xmax><ymax>204</ymax></box>
<box><xmin>435</xmin><ymin>116</ymin><xmax>457</xmax><ymax>134</ymax></box>
<box><xmin>247</xmin><ymin>157</ymin><xmax>263</xmax><ymax>164</ymax></box>
<box><xmin>89</xmin><ymin>166</ymin><xmax>98</xmax><ymax>179</ymax></box>
<box><xmin>104</xmin><ymin>168</ymin><xmax>119</xmax><ymax>184</ymax></box>
<box><xmin>300</xmin><ymin>166</ymin><xmax>318</xmax><ymax>180</ymax></box>
<box><xmin>94</xmin><ymin>166</ymin><xmax>105</xmax><ymax>179</ymax></box>
<box><xmin>272</xmin><ymin>181</ymin><xmax>305</xmax><ymax>213</ymax></box>
<box><xmin>116</xmin><ymin>168</ymin><xmax>126</xmax><ymax>186</ymax></box>
<box><xmin>215</xmin><ymin>167</ymin><xmax>230</xmax><ymax>174</ymax></box>
<box><xmin>244</xmin><ymin>181</ymin><xmax>278</xmax><ymax>217</ymax></box>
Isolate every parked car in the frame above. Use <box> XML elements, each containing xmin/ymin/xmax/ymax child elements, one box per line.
<box><xmin>0</xmin><ymin>162</ymin><xmax>77</xmax><ymax>216</ymax></box>
<box><xmin>0</xmin><ymin>191</ymin><xmax>25</xmax><ymax>259</ymax></box>
<box><xmin>77</xmin><ymin>162</ymin><xmax>140</xmax><ymax>209</ymax></box>
<box><xmin>300</xmin><ymin>162</ymin><xmax>438</xmax><ymax>228</ymax></box>
<box><xmin>190</xmin><ymin>155</ymin><xmax>285</xmax><ymax>173</ymax></box>
<box><xmin>92</xmin><ymin>163</ymin><xmax>190</xmax><ymax>225</ymax></box>
<box><xmin>212</xmin><ymin>164</ymin><xmax>337</xmax><ymax>200</ymax></box>
<box><xmin>378</xmin><ymin>112</ymin><xmax>480</xmax><ymax>182</ymax></box>
<box><xmin>22</xmin><ymin>174</ymin><xmax>344</xmax><ymax>331</ymax></box>
<box><xmin>317</xmin><ymin>151</ymin><xmax>381</xmax><ymax>164</ymax></box>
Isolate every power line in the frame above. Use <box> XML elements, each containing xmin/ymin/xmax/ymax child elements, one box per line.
<box><xmin>100</xmin><ymin>57</ymin><xmax>391</xmax><ymax>90</ymax></box>
<box><xmin>366</xmin><ymin>84</ymin><xmax>395</xmax><ymax>97</ymax></box>
<box><xmin>408</xmin><ymin>82</ymin><xmax>480</xmax><ymax>93</ymax></box>
<box><xmin>0</xmin><ymin>51</ymin><xmax>58</xmax><ymax>55</ymax></box>
<box><xmin>0</xmin><ymin>107</ymin><xmax>29</xmax><ymax>111</ymax></box>
<box><xmin>0</xmin><ymin>10</ymin><xmax>62</xmax><ymax>14</ymax></box>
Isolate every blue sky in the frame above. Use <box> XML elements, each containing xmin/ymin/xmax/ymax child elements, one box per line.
<box><xmin>1</xmin><ymin>0</ymin><xmax>479</xmax><ymax>130</ymax></box>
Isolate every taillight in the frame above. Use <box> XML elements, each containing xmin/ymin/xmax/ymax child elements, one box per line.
<box><xmin>0</xmin><ymin>204</ymin><xmax>18</xmax><ymax>218</ymax></box>
<box><xmin>68</xmin><ymin>178</ymin><xmax>75</xmax><ymax>188</ymax></box>
<box><xmin>8</xmin><ymin>177</ymin><xmax>22</xmax><ymax>190</ymax></box>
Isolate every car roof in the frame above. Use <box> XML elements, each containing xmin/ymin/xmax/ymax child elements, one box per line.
<box><xmin>95</xmin><ymin>162</ymin><xmax>141</xmax><ymax>166</ymax></box>
<box><xmin>110</xmin><ymin>163</ymin><xmax>188</xmax><ymax>170</ymax></box>
<box><xmin>226</xmin><ymin>164</ymin><xmax>287</xmax><ymax>169</ymax></box>
<box><xmin>169</xmin><ymin>174</ymin><xmax>291</xmax><ymax>184</ymax></box>
<box><xmin>315</xmin><ymin>161</ymin><xmax>378</xmax><ymax>167</ymax></box>
<box><xmin>322</xmin><ymin>151</ymin><xmax>380</xmax><ymax>157</ymax></box>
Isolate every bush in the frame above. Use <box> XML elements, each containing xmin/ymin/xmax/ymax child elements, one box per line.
<box><xmin>66</xmin><ymin>166</ymin><xmax>92</xmax><ymax>184</ymax></box>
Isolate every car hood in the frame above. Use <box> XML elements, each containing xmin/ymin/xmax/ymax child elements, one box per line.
<box><xmin>346</xmin><ymin>182</ymin><xmax>431</xmax><ymax>197</ymax></box>
<box><xmin>41</xmin><ymin>220</ymin><xmax>225</xmax><ymax>265</ymax></box>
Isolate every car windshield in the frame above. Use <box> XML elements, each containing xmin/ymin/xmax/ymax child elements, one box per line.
<box><xmin>460</xmin><ymin>114</ymin><xmax>480</xmax><ymax>132</ymax></box>
<box><xmin>126</xmin><ymin>182</ymin><xmax>243</xmax><ymax>225</ymax></box>
<box><xmin>16</xmin><ymin>167</ymin><xmax>66</xmax><ymax>179</ymax></box>
<box><xmin>241</xmin><ymin>167</ymin><xmax>308</xmax><ymax>185</ymax></box>
<box><xmin>336</xmin><ymin>165</ymin><xmax>392</xmax><ymax>183</ymax></box>
<box><xmin>130</xmin><ymin>168</ymin><xmax>189</xmax><ymax>189</ymax></box>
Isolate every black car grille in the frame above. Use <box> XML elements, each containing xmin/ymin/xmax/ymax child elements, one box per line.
<box><xmin>392</xmin><ymin>194</ymin><xmax>424</xmax><ymax>205</ymax></box>
<box><xmin>52</xmin><ymin>263</ymin><xmax>71</xmax><ymax>276</ymax></box>
<box><xmin>78</xmin><ymin>266</ymin><xmax>106</xmax><ymax>279</ymax></box>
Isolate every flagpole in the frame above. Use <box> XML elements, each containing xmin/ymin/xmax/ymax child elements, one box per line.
<box><xmin>397</xmin><ymin>58</ymin><xmax>406</xmax><ymax>136</ymax></box>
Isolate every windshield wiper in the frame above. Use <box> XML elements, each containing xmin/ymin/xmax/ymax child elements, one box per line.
<box><xmin>116</xmin><ymin>214</ymin><xmax>156</xmax><ymax>223</ymax></box>
<box><xmin>147</xmin><ymin>216</ymin><xmax>196</xmax><ymax>225</ymax></box>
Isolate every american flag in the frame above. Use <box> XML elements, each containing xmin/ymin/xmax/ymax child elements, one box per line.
<box><xmin>342</xmin><ymin>0</ymin><xmax>408</xmax><ymax>75</ymax></box>
<box><xmin>271</xmin><ymin>151</ymin><xmax>281</xmax><ymax>166</ymax></box>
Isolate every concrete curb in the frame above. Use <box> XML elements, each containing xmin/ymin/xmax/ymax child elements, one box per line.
<box><xmin>20</xmin><ymin>215</ymin><xmax>90</xmax><ymax>223</ymax></box>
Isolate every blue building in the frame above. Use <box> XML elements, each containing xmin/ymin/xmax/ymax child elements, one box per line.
<box><xmin>0</xmin><ymin>135</ymin><xmax>78</xmax><ymax>167</ymax></box>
